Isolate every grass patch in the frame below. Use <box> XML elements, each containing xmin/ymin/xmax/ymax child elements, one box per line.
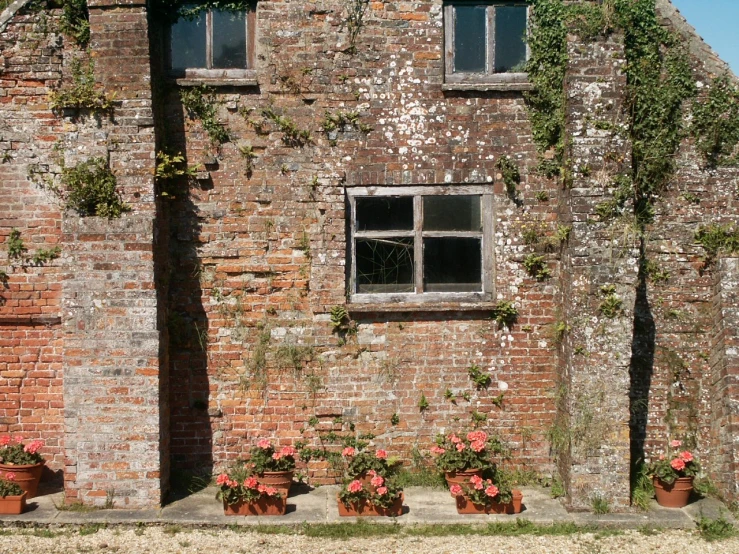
<box><xmin>79</xmin><ymin>523</ymin><xmax>105</xmax><ymax>536</ymax></box>
<box><xmin>54</xmin><ymin>499</ymin><xmax>98</xmax><ymax>513</ymax></box>
<box><xmin>394</xmin><ymin>467</ymin><xmax>447</xmax><ymax>489</ymax></box>
<box><xmin>698</xmin><ymin>513</ymin><xmax>736</xmax><ymax>542</ymax></box>
<box><xmin>300</xmin><ymin>520</ymin><xmax>402</xmax><ymax>539</ymax></box>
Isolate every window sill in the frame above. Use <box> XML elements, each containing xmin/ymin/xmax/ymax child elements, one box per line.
<box><xmin>347</xmin><ymin>301</ymin><xmax>498</xmax><ymax>314</ymax></box>
<box><xmin>170</xmin><ymin>69</ymin><xmax>258</xmax><ymax>88</ymax></box>
<box><xmin>442</xmin><ymin>81</ymin><xmax>533</xmax><ymax>92</ymax></box>
<box><xmin>443</xmin><ymin>72</ymin><xmax>532</xmax><ymax>92</ymax></box>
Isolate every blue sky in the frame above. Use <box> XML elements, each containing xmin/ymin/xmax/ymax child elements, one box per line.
<box><xmin>671</xmin><ymin>0</ymin><xmax>739</xmax><ymax>75</ymax></box>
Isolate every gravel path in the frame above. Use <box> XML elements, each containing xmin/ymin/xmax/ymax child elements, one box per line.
<box><xmin>0</xmin><ymin>527</ymin><xmax>737</xmax><ymax>554</ymax></box>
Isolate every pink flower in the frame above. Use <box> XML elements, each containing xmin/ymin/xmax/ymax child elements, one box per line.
<box><xmin>670</xmin><ymin>440</ymin><xmax>682</xmax><ymax>448</ymax></box>
<box><xmin>449</xmin><ymin>434</ymin><xmax>461</xmax><ymax>444</ymax></box>
<box><xmin>671</xmin><ymin>458</ymin><xmax>686</xmax><ymax>471</ymax></box>
<box><xmin>216</xmin><ymin>473</ymin><xmax>230</xmax><ymax>485</ymax></box>
<box><xmin>280</xmin><ymin>446</ymin><xmax>296</xmax><ymax>457</ymax></box>
<box><xmin>5</xmin><ymin>472</ymin><xmax>15</xmax><ymax>481</ymax></box>
<box><xmin>228</xmin><ymin>480</ymin><xmax>238</xmax><ymax>488</ymax></box>
<box><xmin>470</xmin><ymin>475</ymin><xmax>484</xmax><ymax>490</ymax></box>
<box><xmin>264</xmin><ymin>486</ymin><xmax>278</xmax><ymax>496</ymax></box>
<box><xmin>371</xmin><ymin>475</ymin><xmax>385</xmax><ymax>487</ymax></box>
<box><xmin>257</xmin><ymin>439</ymin><xmax>272</xmax><ymax>449</ymax></box>
<box><xmin>470</xmin><ymin>440</ymin><xmax>485</xmax><ymax>453</ymax></box>
<box><xmin>258</xmin><ymin>484</ymin><xmax>267</xmax><ymax>493</ymax></box>
<box><xmin>342</xmin><ymin>447</ymin><xmax>355</xmax><ymax>457</ymax></box>
<box><xmin>0</xmin><ymin>436</ymin><xmax>10</xmax><ymax>446</ymax></box>
<box><xmin>13</xmin><ymin>436</ymin><xmax>22</xmax><ymax>444</ymax></box>
<box><xmin>485</xmin><ymin>484</ymin><xmax>499</xmax><ymax>498</ymax></box>
<box><xmin>272</xmin><ymin>452</ymin><xmax>283</xmax><ymax>460</ymax></box>
<box><xmin>376</xmin><ymin>486</ymin><xmax>388</xmax><ymax>496</ymax></box>
<box><xmin>456</xmin><ymin>442</ymin><xmax>466</xmax><ymax>452</ymax></box>
<box><xmin>375</xmin><ymin>449</ymin><xmax>387</xmax><ymax>460</ymax></box>
<box><xmin>449</xmin><ymin>484</ymin><xmax>463</xmax><ymax>496</ymax></box>
<box><xmin>244</xmin><ymin>477</ymin><xmax>259</xmax><ymax>489</ymax></box>
<box><xmin>430</xmin><ymin>446</ymin><xmax>446</xmax><ymax>455</ymax></box>
<box><xmin>467</xmin><ymin>431</ymin><xmax>487</xmax><ymax>443</ymax></box>
<box><xmin>659</xmin><ymin>454</ymin><xmax>665</xmax><ymax>461</ymax></box>
<box><xmin>24</xmin><ymin>440</ymin><xmax>43</xmax><ymax>454</ymax></box>
<box><xmin>368</xmin><ymin>470</ymin><xmax>377</xmax><ymax>477</ymax></box>
<box><xmin>679</xmin><ymin>451</ymin><xmax>694</xmax><ymax>463</ymax></box>
<box><xmin>347</xmin><ymin>480</ymin><xmax>363</xmax><ymax>493</ymax></box>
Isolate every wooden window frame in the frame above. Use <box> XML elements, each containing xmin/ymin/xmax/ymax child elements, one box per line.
<box><xmin>168</xmin><ymin>6</ymin><xmax>257</xmax><ymax>81</ymax></box>
<box><xmin>347</xmin><ymin>186</ymin><xmax>495</xmax><ymax>304</ymax></box>
<box><xmin>443</xmin><ymin>1</ymin><xmax>529</xmax><ymax>86</ymax></box>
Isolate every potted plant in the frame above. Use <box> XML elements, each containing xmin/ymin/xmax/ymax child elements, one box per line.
<box><xmin>247</xmin><ymin>439</ymin><xmax>297</xmax><ymax>494</ymax></box>
<box><xmin>337</xmin><ymin>471</ymin><xmax>404</xmax><ymax>517</ymax></box>
<box><xmin>648</xmin><ymin>440</ymin><xmax>700</xmax><ymax>508</ymax></box>
<box><xmin>450</xmin><ymin>472</ymin><xmax>523</xmax><ymax>515</ymax></box>
<box><xmin>0</xmin><ymin>472</ymin><xmax>27</xmax><ymax>515</ymax></box>
<box><xmin>430</xmin><ymin>430</ymin><xmax>504</xmax><ymax>494</ymax></box>
<box><xmin>216</xmin><ymin>463</ymin><xmax>285</xmax><ymax>516</ymax></box>
<box><xmin>337</xmin><ymin>448</ymin><xmax>404</xmax><ymax>517</ymax></box>
<box><xmin>0</xmin><ymin>435</ymin><xmax>44</xmax><ymax>498</ymax></box>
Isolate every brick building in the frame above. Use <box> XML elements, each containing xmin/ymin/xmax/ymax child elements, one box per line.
<box><xmin>1</xmin><ymin>0</ymin><xmax>738</xmax><ymax>509</ymax></box>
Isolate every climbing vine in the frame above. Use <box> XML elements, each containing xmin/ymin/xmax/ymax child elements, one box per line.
<box><xmin>691</xmin><ymin>75</ymin><xmax>739</xmax><ymax>168</ymax></box>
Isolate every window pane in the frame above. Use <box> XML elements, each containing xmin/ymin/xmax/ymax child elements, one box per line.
<box><xmin>424</xmin><ymin>238</ymin><xmax>482</xmax><ymax>292</ymax></box>
<box><xmin>356</xmin><ymin>238</ymin><xmax>414</xmax><ymax>293</ymax></box>
<box><xmin>356</xmin><ymin>197</ymin><xmax>414</xmax><ymax>232</ymax></box>
<box><xmin>213</xmin><ymin>10</ymin><xmax>247</xmax><ymax>69</ymax></box>
<box><xmin>495</xmin><ymin>5</ymin><xmax>527</xmax><ymax>73</ymax></box>
<box><xmin>454</xmin><ymin>5</ymin><xmax>487</xmax><ymax>73</ymax></box>
<box><xmin>170</xmin><ymin>12</ymin><xmax>207</xmax><ymax>71</ymax></box>
<box><xmin>423</xmin><ymin>195</ymin><xmax>481</xmax><ymax>231</ymax></box>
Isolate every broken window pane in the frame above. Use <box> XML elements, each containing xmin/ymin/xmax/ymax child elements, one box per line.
<box><xmin>454</xmin><ymin>5</ymin><xmax>486</xmax><ymax>73</ymax></box>
<box><xmin>423</xmin><ymin>195</ymin><xmax>481</xmax><ymax>231</ymax></box>
<box><xmin>213</xmin><ymin>10</ymin><xmax>247</xmax><ymax>69</ymax></box>
<box><xmin>170</xmin><ymin>11</ymin><xmax>207</xmax><ymax>71</ymax></box>
<box><xmin>495</xmin><ymin>5</ymin><xmax>527</xmax><ymax>73</ymax></box>
<box><xmin>356</xmin><ymin>197</ymin><xmax>414</xmax><ymax>232</ymax></box>
<box><xmin>423</xmin><ymin>238</ymin><xmax>482</xmax><ymax>292</ymax></box>
<box><xmin>356</xmin><ymin>238</ymin><xmax>415</xmax><ymax>293</ymax></box>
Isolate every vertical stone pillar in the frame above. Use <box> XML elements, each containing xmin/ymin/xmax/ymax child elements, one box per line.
<box><xmin>709</xmin><ymin>258</ymin><xmax>739</xmax><ymax>502</ymax></box>
<box><xmin>62</xmin><ymin>0</ymin><xmax>164</xmax><ymax>507</ymax></box>
<box><xmin>561</xmin><ymin>34</ymin><xmax>638</xmax><ymax>510</ymax></box>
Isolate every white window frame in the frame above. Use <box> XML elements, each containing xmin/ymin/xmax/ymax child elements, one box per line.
<box><xmin>347</xmin><ymin>186</ymin><xmax>495</xmax><ymax>304</ymax></box>
<box><xmin>168</xmin><ymin>5</ymin><xmax>257</xmax><ymax>80</ymax></box>
<box><xmin>444</xmin><ymin>1</ymin><xmax>530</xmax><ymax>86</ymax></box>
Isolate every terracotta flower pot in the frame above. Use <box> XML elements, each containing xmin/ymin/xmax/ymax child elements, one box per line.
<box><xmin>455</xmin><ymin>490</ymin><xmax>524</xmax><ymax>515</ymax></box>
<box><xmin>445</xmin><ymin>469</ymin><xmax>483</xmax><ymax>497</ymax></box>
<box><xmin>337</xmin><ymin>493</ymin><xmax>404</xmax><ymax>517</ymax></box>
<box><xmin>0</xmin><ymin>462</ymin><xmax>44</xmax><ymax>499</ymax></box>
<box><xmin>258</xmin><ymin>471</ymin><xmax>293</xmax><ymax>495</ymax></box>
<box><xmin>653</xmin><ymin>476</ymin><xmax>693</xmax><ymax>508</ymax></box>
<box><xmin>223</xmin><ymin>495</ymin><xmax>286</xmax><ymax>516</ymax></box>
<box><xmin>0</xmin><ymin>492</ymin><xmax>27</xmax><ymax>515</ymax></box>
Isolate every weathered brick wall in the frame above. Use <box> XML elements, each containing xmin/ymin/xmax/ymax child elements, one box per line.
<box><xmin>0</xmin><ymin>9</ymin><xmax>65</xmax><ymax>475</ymax></box>
<box><xmin>157</xmin><ymin>0</ymin><xmax>560</xmax><ymax>479</ymax></box>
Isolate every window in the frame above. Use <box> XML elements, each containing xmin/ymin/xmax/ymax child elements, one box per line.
<box><xmin>169</xmin><ymin>3</ymin><xmax>256</xmax><ymax>79</ymax></box>
<box><xmin>347</xmin><ymin>187</ymin><xmax>494</xmax><ymax>303</ymax></box>
<box><xmin>444</xmin><ymin>1</ymin><xmax>529</xmax><ymax>85</ymax></box>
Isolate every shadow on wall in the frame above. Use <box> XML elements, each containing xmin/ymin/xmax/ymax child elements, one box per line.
<box><xmin>629</xmin><ymin>244</ymin><xmax>656</xmax><ymax>484</ymax></box>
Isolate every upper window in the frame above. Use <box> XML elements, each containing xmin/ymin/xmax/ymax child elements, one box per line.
<box><xmin>444</xmin><ymin>1</ymin><xmax>529</xmax><ymax>85</ymax></box>
<box><xmin>169</xmin><ymin>4</ymin><xmax>256</xmax><ymax>78</ymax></box>
<box><xmin>347</xmin><ymin>187</ymin><xmax>494</xmax><ymax>304</ymax></box>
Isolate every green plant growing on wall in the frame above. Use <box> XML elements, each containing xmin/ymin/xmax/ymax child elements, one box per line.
<box><xmin>390</xmin><ymin>413</ymin><xmax>399</xmax><ymax>426</ymax></box>
<box><xmin>491</xmin><ymin>300</ymin><xmax>518</xmax><ymax>328</ymax></box>
<box><xmin>598</xmin><ymin>284</ymin><xmax>622</xmax><ymax>318</ymax></box>
<box><xmin>523</xmin><ymin>253</ymin><xmax>551</xmax><ymax>280</ymax></box>
<box><xmin>59</xmin><ymin>0</ymin><xmax>90</xmax><ymax>46</ymax></box>
<box><xmin>418</xmin><ymin>393</ymin><xmax>429</xmax><ymax>412</ymax></box>
<box><xmin>180</xmin><ymin>86</ymin><xmax>230</xmax><ymax>145</ymax></box>
<box><xmin>467</xmin><ymin>364</ymin><xmax>491</xmax><ymax>390</ymax></box>
<box><xmin>237</xmin><ymin>144</ymin><xmax>258</xmax><ymax>177</ymax></box>
<box><xmin>496</xmin><ymin>156</ymin><xmax>521</xmax><ymax>198</ymax></box>
<box><xmin>262</xmin><ymin>107</ymin><xmax>312</xmax><ymax>147</ymax></box>
<box><xmin>60</xmin><ymin>157</ymin><xmax>129</xmax><ymax>218</ymax></box>
<box><xmin>594</xmin><ymin>175</ymin><xmax>632</xmax><ymax>221</ymax></box>
<box><xmin>564</xmin><ymin>0</ymin><xmax>615</xmax><ymax>42</ymax></box>
<box><xmin>7</xmin><ymin>229</ymin><xmax>26</xmax><ymax>262</ymax></box>
<box><xmin>471</xmin><ymin>410</ymin><xmax>487</xmax><ymax>427</ymax></box>
<box><xmin>643</xmin><ymin>259</ymin><xmax>670</xmax><ymax>284</ymax></box>
<box><xmin>691</xmin><ymin>74</ymin><xmax>739</xmax><ymax>168</ymax></box>
<box><xmin>49</xmin><ymin>57</ymin><xmax>115</xmax><ymax>112</ymax></box>
<box><xmin>342</xmin><ymin>0</ymin><xmax>370</xmax><ymax>54</ymax></box>
<box><xmin>155</xmin><ymin>151</ymin><xmax>200</xmax><ymax>197</ymax></box>
<box><xmin>276</xmin><ymin>344</ymin><xmax>314</xmax><ymax>372</ymax></box>
<box><xmin>695</xmin><ymin>223</ymin><xmax>739</xmax><ymax>268</ymax></box>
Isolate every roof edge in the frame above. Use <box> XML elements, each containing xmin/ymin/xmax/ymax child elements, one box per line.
<box><xmin>656</xmin><ymin>0</ymin><xmax>737</xmax><ymax>82</ymax></box>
